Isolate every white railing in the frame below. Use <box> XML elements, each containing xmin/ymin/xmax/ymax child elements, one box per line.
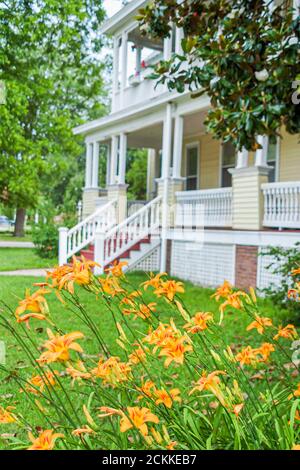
<box><xmin>175</xmin><ymin>188</ymin><xmax>233</xmax><ymax>227</ymax></box>
<box><xmin>95</xmin><ymin>196</ymin><xmax>162</xmax><ymax>272</ymax></box>
<box><xmin>59</xmin><ymin>199</ymin><xmax>117</xmax><ymax>265</ymax></box>
<box><xmin>262</xmin><ymin>181</ymin><xmax>300</xmax><ymax>229</ymax></box>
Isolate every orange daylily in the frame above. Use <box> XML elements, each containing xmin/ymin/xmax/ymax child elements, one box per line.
<box><xmin>142</xmin><ymin>272</ymin><xmax>167</xmax><ymax>290</ymax></box>
<box><xmin>23</xmin><ymin>371</ymin><xmax>57</xmax><ymax>395</ymax></box>
<box><xmin>246</xmin><ymin>315</ymin><xmax>273</xmax><ymax>335</ymax></box>
<box><xmin>105</xmin><ymin>260</ymin><xmax>128</xmax><ymax>277</ymax></box>
<box><xmin>128</xmin><ymin>344</ymin><xmax>149</xmax><ymax>365</ymax></box>
<box><xmin>66</xmin><ymin>361</ymin><xmax>92</xmax><ymax>384</ymax></box>
<box><xmin>91</xmin><ymin>356</ymin><xmax>131</xmax><ymax>386</ymax></box>
<box><xmin>289</xmin><ymin>383</ymin><xmax>300</xmax><ymax>400</ymax></box>
<box><xmin>72</xmin><ymin>426</ymin><xmax>95</xmax><ymax>437</ymax></box>
<box><xmin>235</xmin><ymin>346</ymin><xmax>258</xmax><ymax>366</ymax></box>
<box><xmin>37</xmin><ymin>329</ymin><xmax>84</xmax><ymax>364</ymax></box>
<box><xmin>137</xmin><ymin>380</ymin><xmax>156</xmax><ymax>400</ymax></box>
<box><xmin>273</xmin><ymin>324</ymin><xmax>298</xmax><ymax>341</ymax></box>
<box><xmin>47</xmin><ymin>256</ymin><xmax>97</xmax><ymax>294</ymax></box>
<box><xmin>143</xmin><ymin>320</ymin><xmax>180</xmax><ymax>353</ymax></box>
<box><xmin>159</xmin><ymin>337</ymin><xmax>193</xmax><ymax>367</ymax></box>
<box><xmin>154</xmin><ymin>280</ymin><xmax>184</xmax><ymax>301</ymax></box>
<box><xmin>0</xmin><ymin>406</ymin><xmax>16</xmax><ymax>424</ymax></box>
<box><xmin>292</xmin><ymin>444</ymin><xmax>300</xmax><ymax>450</ymax></box>
<box><xmin>15</xmin><ymin>288</ymin><xmax>50</xmax><ymax>325</ymax></box>
<box><xmin>120</xmin><ymin>290</ymin><xmax>142</xmax><ymax>307</ymax></box>
<box><xmin>120</xmin><ymin>407</ymin><xmax>159</xmax><ymax>436</ymax></box>
<box><xmin>211</xmin><ymin>280</ymin><xmax>232</xmax><ymax>301</ymax></box>
<box><xmin>255</xmin><ymin>342</ymin><xmax>275</xmax><ymax>362</ymax></box>
<box><xmin>27</xmin><ymin>429</ymin><xmax>64</xmax><ymax>450</ymax></box>
<box><xmin>98</xmin><ymin>276</ymin><xmax>125</xmax><ymax>297</ymax></box>
<box><xmin>155</xmin><ymin>388</ymin><xmax>181</xmax><ymax>408</ymax></box>
<box><xmin>123</xmin><ymin>302</ymin><xmax>156</xmax><ymax>320</ymax></box>
<box><xmin>184</xmin><ymin>312</ymin><xmax>213</xmax><ymax>333</ymax></box>
<box><xmin>291</xmin><ymin>267</ymin><xmax>300</xmax><ymax>276</ymax></box>
<box><xmin>166</xmin><ymin>441</ymin><xmax>177</xmax><ymax>450</ymax></box>
<box><xmin>190</xmin><ymin>370</ymin><xmax>227</xmax><ymax>406</ymax></box>
<box><xmin>232</xmin><ymin>403</ymin><xmax>244</xmax><ymax>417</ymax></box>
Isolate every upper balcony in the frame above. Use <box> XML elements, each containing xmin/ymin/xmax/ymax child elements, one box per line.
<box><xmin>101</xmin><ymin>0</ymin><xmax>184</xmax><ymax>113</ymax></box>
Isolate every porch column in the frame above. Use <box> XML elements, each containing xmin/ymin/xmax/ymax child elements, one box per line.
<box><xmin>175</xmin><ymin>28</ymin><xmax>184</xmax><ymax>54</ymax></box>
<box><xmin>118</xmin><ymin>133</ymin><xmax>127</xmax><ymax>185</ymax></box>
<box><xmin>236</xmin><ymin>147</ymin><xmax>249</xmax><ymax>169</ymax></box>
<box><xmin>164</xmin><ymin>33</ymin><xmax>172</xmax><ymax>61</ymax></box>
<box><xmin>120</xmin><ymin>32</ymin><xmax>128</xmax><ymax>106</ymax></box>
<box><xmin>106</xmin><ymin>144</ymin><xmax>111</xmax><ymax>187</ymax></box>
<box><xmin>112</xmin><ymin>37</ymin><xmax>120</xmax><ymax>111</ymax></box>
<box><xmin>92</xmin><ymin>141</ymin><xmax>99</xmax><ymax>188</ymax></box>
<box><xmin>173</xmin><ymin>115</ymin><xmax>184</xmax><ymax>178</ymax></box>
<box><xmin>160</xmin><ymin>103</ymin><xmax>173</xmax><ymax>273</ymax></box>
<box><xmin>110</xmin><ymin>135</ymin><xmax>119</xmax><ymax>185</ymax></box>
<box><xmin>255</xmin><ymin>135</ymin><xmax>269</xmax><ymax>167</ymax></box>
<box><xmin>135</xmin><ymin>46</ymin><xmax>142</xmax><ymax>74</ymax></box>
<box><xmin>85</xmin><ymin>142</ymin><xmax>93</xmax><ymax>188</ymax></box>
<box><xmin>146</xmin><ymin>149</ymin><xmax>156</xmax><ymax>200</ymax></box>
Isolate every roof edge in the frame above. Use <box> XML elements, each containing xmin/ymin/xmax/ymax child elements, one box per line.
<box><xmin>100</xmin><ymin>0</ymin><xmax>148</xmax><ymax>36</ymax></box>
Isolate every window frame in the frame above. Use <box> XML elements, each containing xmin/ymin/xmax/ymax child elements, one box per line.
<box><xmin>185</xmin><ymin>142</ymin><xmax>199</xmax><ymax>191</ymax></box>
<box><xmin>220</xmin><ymin>142</ymin><xmax>236</xmax><ymax>188</ymax></box>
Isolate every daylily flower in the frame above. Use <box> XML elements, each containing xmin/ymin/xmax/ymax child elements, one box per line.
<box><xmin>154</xmin><ymin>280</ymin><xmax>184</xmax><ymax>301</ymax></box>
<box><xmin>47</xmin><ymin>256</ymin><xmax>97</xmax><ymax>294</ymax></box>
<box><xmin>15</xmin><ymin>288</ymin><xmax>50</xmax><ymax>325</ymax></box>
<box><xmin>255</xmin><ymin>343</ymin><xmax>275</xmax><ymax>362</ymax></box>
<box><xmin>231</xmin><ymin>403</ymin><xmax>244</xmax><ymax>417</ymax></box>
<box><xmin>211</xmin><ymin>280</ymin><xmax>232</xmax><ymax>301</ymax></box>
<box><xmin>246</xmin><ymin>315</ymin><xmax>273</xmax><ymax>335</ymax></box>
<box><xmin>142</xmin><ymin>272</ymin><xmax>167</xmax><ymax>290</ymax></box>
<box><xmin>120</xmin><ymin>290</ymin><xmax>142</xmax><ymax>307</ymax></box>
<box><xmin>123</xmin><ymin>302</ymin><xmax>156</xmax><ymax>320</ymax></box>
<box><xmin>120</xmin><ymin>407</ymin><xmax>159</xmax><ymax>436</ymax></box>
<box><xmin>292</xmin><ymin>444</ymin><xmax>300</xmax><ymax>450</ymax></box>
<box><xmin>235</xmin><ymin>346</ymin><xmax>258</xmax><ymax>366</ymax></box>
<box><xmin>291</xmin><ymin>267</ymin><xmax>300</xmax><ymax>276</ymax></box>
<box><xmin>273</xmin><ymin>324</ymin><xmax>298</xmax><ymax>341</ymax></box>
<box><xmin>0</xmin><ymin>406</ymin><xmax>16</xmax><ymax>424</ymax></box>
<box><xmin>137</xmin><ymin>380</ymin><xmax>156</xmax><ymax>400</ymax></box>
<box><xmin>66</xmin><ymin>361</ymin><xmax>92</xmax><ymax>384</ymax></box>
<box><xmin>289</xmin><ymin>383</ymin><xmax>300</xmax><ymax>400</ymax></box>
<box><xmin>159</xmin><ymin>337</ymin><xmax>193</xmax><ymax>367</ymax></box>
<box><xmin>37</xmin><ymin>329</ymin><xmax>84</xmax><ymax>364</ymax></box>
<box><xmin>190</xmin><ymin>370</ymin><xmax>226</xmax><ymax>406</ymax></box>
<box><xmin>219</xmin><ymin>291</ymin><xmax>247</xmax><ymax>323</ymax></box>
<box><xmin>23</xmin><ymin>371</ymin><xmax>57</xmax><ymax>395</ymax></box>
<box><xmin>27</xmin><ymin>429</ymin><xmax>64</xmax><ymax>450</ymax></box>
<box><xmin>98</xmin><ymin>276</ymin><xmax>125</xmax><ymax>297</ymax></box>
<box><xmin>143</xmin><ymin>321</ymin><xmax>179</xmax><ymax>352</ymax></box>
<box><xmin>91</xmin><ymin>356</ymin><xmax>131</xmax><ymax>386</ymax></box>
<box><xmin>155</xmin><ymin>388</ymin><xmax>181</xmax><ymax>408</ymax></box>
<box><xmin>128</xmin><ymin>344</ymin><xmax>149</xmax><ymax>365</ymax></box>
<box><xmin>72</xmin><ymin>426</ymin><xmax>95</xmax><ymax>437</ymax></box>
<box><xmin>166</xmin><ymin>441</ymin><xmax>177</xmax><ymax>450</ymax></box>
<box><xmin>184</xmin><ymin>312</ymin><xmax>213</xmax><ymax>333</ymax></box>
<box><xmin>105</xmin><ymin>260</ymin><xmax>128</xmax><ymax>277</ymax></box>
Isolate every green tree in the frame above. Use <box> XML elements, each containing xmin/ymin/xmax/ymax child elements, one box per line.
<box><xmin>138</xmin><ymin>0</ymin><xmax>300</xmax><ymax>151</ymax></box>
<box><xmin>126</xmin><ymin>149</ymin><xmax>148</xmax><ymax>200</ymax></box>
<box><xmin>0</xmin><ymin>0</ymin><xmax>107</xmax><ymax>236</ymax></box>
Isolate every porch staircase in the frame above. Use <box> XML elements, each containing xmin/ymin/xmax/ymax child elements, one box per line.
<box><xmin>58</xmin><ymin>196</ymin><xmax>162</xmax><ymax>273</ymax></box>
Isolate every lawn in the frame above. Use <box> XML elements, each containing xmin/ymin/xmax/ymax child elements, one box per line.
<box><xmin>0</xmin><ymin>232</ymin><xmax>32</xmax><ymax>243</ymax></box>
<box><xmin>0</xmin><ymin>248</ymin><xmax>57</xmax><ymax>271</ymax></box>
<box><xmin>0</xmin><ymin>272</ymin><xmax>296</xmax><ymax>450</ymax></box>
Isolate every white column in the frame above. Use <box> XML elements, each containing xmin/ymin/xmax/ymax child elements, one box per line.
<box><xmin>293</xmin><ymin>0</ymin><xmax>300</xmax><ymax>20</ymax></box>
<box><xmin>173</xmin><ymin>115</ymin><xmax>184</xmax><ymax>178</ymax></box>
<box><xmin>255</xmin><ymin>135</ymin><xmax>269</xmax><ymax>167</ymax></box>
<box><xmin>58</xmin><ymin>227</ymin><xmax>68</xmax><ymax>266</ymax></box>
<box><xmin>160</xmin><ymin>103</ymin><xmax>173</xmax><ymax>273</ymax></box>
<box><xmin>110</xmin><ymin>135</ymin><xmax>119</xmax><ymax>185</ymax></box>
<box><xmin>118</xmin><ymin>133</ymin><xmax>127</xmax><ymax>185</ymax></box>
<box><xmin>136</xmin><ymin>46</ymin><xmax>142</xmax><ymax>74</ymax></box>
<box><xmin>164</xmin><ymin>35</ymin><xmax>172</xmax><ymax>61</ymax></box>
<box><xmin>92</xmin><ymin>141</ymin><xmax>99</xmax><ymax>188</ymax></box>
<box><xmin>112</xmin><ymin>37</ymin><xmax>120</xmax><ymax>111</ymax></box>
<box><xmin>120</xmin><ymin>32</ymin><xmax>128</xmax><ymax>106</ymax></box>
<box><xmin>236</xmin><ymin>147</ymin><xmax>249</xmax><ymax>169</ymax></box>
<box><xmin>175</xmin><ymin>28</ymin><xmax>184</xmax><ymax>55</ymax></box>
<box><xmin>106</xmin><ymin>144</ymin><xmax>111</xmax><ymax>187</ymax></box>
<box><xmin>85</xmin><ymin>142</ymin><xmax>93</xmax><ymax>188</ymax></box>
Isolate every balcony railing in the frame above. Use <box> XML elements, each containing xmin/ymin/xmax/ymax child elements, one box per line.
<box><xmin>175</xmin><ymin>188</ymin><xmax>233</xmax><ymax>228</ymax></box>
<box><xmin>262</xmin><ymin>181</ymin><xmax>300</xmax><ymax>229</ymax></box>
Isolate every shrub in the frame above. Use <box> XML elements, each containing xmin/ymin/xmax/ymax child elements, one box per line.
<box><xmin>260</xmin><ymin>244</ymin><xmax>300</xmax><ymax>322</ymax></box>
<box><xmin>31</xmin><ymin>222</ymin><xmax>58</xmax><ymax>259</ymax></box>
<box><xmin>0</xmin><ymin>259</ymin><xmax>299</xmax><ymax>450</ymax></box>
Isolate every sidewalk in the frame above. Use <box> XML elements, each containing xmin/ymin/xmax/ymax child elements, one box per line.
<box><xmin>0</xmin><ymin>241</ymin><xmax>34</xmax><ymax>248</ymax></box>
<box><xmin>0</xmin><ymin>268</ymin><xmax>50</xmax><ymax>276</ymax></box>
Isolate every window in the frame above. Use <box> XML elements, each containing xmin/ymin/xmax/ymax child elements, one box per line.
<box><xmin>267</xmin><ymin>140</ymin><xmax>278</xmax><ymax>183</ymax></box>
<box><xmin>186</xmin><ymin>145</ymin><xmax>198</xmax><ymax>190</ymax></box>
<box><xmin>221</xmin><ymin>142</ymin><xmax>236</xmax><ymax>187</ymax></box>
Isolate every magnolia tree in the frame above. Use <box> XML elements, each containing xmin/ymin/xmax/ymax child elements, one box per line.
<box><xmin>138</xmin><ymin>0</ymin><xmax>300</xmax><ymax>150</ymax></box>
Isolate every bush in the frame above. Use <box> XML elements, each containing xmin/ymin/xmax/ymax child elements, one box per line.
<box><xmin>260</xmin><ymin>244</ymin><xmax>300</xmax><ymax>322</ymax></box>
<box><xmin>31</xmin><ymin>222</ymin><xmax>58</xmax><ymax>259</ymax></box>
<box><xmin>0</xmin><ymin>260</ymin><xmax>299</xmax><ymax>450</ymax></box>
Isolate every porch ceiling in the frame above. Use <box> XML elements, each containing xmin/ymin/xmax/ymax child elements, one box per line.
<box><xmin>127</xmin><ymin>122</ymin><xmax>163</xmax><ymax>149</ymax></box>
<box><xmin>184</xmin><ymin>110</ymin><xmax>207</xmax><ymax>138</ymax></box>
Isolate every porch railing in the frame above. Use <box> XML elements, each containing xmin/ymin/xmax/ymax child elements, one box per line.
<box><xmin>175</xmin><ymin>188</ymin><xmax>233</xmax><ymax>227</ymax></box>
<box><xmin>262</xmin><ymin>181</ymin><xmax>300</xmax><ymax>229</ymax></box>
<box><xmin>127</xmin><ymin>200</ymin><xmax>147</xmax><ymax>217</ymax></box>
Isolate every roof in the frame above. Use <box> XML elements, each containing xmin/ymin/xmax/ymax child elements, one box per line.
<box><xmin>100</xmin><ymin>0</ymin><xmax>149</xmax><ymax>36</ymax></box>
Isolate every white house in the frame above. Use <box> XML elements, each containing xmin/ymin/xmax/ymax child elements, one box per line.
<box><xmin>59</xmin><ymin>0</ymin><xmax>300</xmax><ymax>290</ymax></box>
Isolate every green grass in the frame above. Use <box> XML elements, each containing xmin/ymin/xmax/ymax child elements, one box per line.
<box><xmin>0</xmin><ymin>248</ymin><xmax>57</xmax><ymax>271</ymax></box>
<box><xmin>0</xmin><ymin>273</ymin><xmax>293</xmax><ymax>449</ymax></box>
<box><xmin>0</xmin><ymin>232</ymin><xmax>32</xmax><ymax>243</ymax></box>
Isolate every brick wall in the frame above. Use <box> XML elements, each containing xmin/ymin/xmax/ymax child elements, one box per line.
<box><xmin>235</xmin><ymin>245</ymin><xmax>258</xmax><ymax>290</ymax></box>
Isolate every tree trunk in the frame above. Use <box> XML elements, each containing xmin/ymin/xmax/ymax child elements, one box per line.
<box><xmin>14</xmin><ymin>208</ymin><xmax>26</xmax><ymax>237</ymax></box>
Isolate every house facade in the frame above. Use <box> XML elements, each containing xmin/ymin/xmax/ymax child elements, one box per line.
<box><xmin>59</xmin><ymin>0</ymin><xmax>300</xmax><ymax>290</ymax></box>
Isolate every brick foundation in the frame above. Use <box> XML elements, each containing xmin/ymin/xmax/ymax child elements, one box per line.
<box><xmin>235</xmin><ymin>245</ymin><xmax>258</xmax><ymax>290</ymax></box>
